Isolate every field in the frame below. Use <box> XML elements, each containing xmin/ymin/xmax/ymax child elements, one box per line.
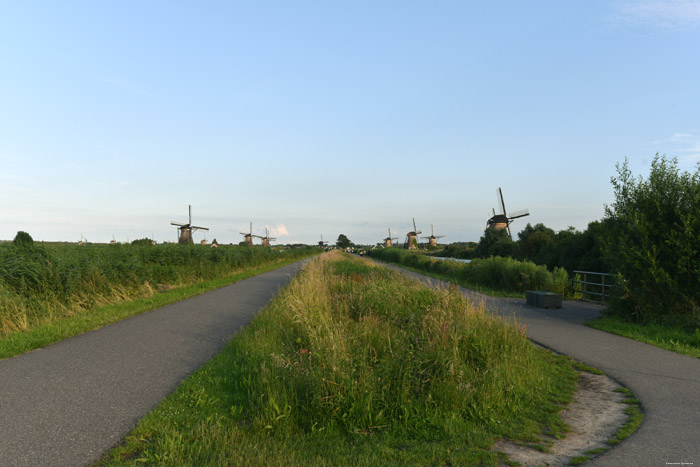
<box><xmin>0</xmin><ymin>241</ymin><xmax>318</xmax><ymax>357</ymax></box>
<box><xmin>100</xmin><ymin>251</ymin><xmax>579</xmax><ymax>466</ymax></box>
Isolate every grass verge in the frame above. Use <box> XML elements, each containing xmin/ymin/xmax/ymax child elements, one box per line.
<box><xmin>98</xmin><ymin>251</ymin><xmax>578</xmax><ymax>466</ymax></box>
<box><xmin>0</xmin><ymin>255</ymin><xmax>315</xmax><ymax>360</ymax></box>
<box><xmin>607</xmin><ymin>388</ymin><xmax>644</xmax><ymax>445</ymax></box>
<box><xmin>588</xmin><ymin>315</ymin><xmax>700</xmax><ymax>358</ymax></box>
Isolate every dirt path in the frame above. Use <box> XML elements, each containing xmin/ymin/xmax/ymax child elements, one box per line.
<box><xmin>0</xmin><ymin>260</ymin><xmax>306</xmax><ymax>467</ymax></box>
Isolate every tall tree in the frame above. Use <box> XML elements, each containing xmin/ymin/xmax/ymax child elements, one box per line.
<box><xmin>336</xmin><ymin>234</ymin><xmax>352</xmax><ymax>249</ymax></box>
<box><xmin>476</xmin><ymin>228</ymin><xmax>516</xmax><ymax>258</ymax></box>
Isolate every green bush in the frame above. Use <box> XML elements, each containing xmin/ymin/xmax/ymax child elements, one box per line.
<box><xmin>368</xmin><ymin>248</ymin><xmax>567</xmax><ymax>295</ymax></box>
<box><xmin>12</xmin><ymin>231</ymin><xmax>34</xmax><ymax>247</ymax></box>
<box><xmin>604</xmin><ymin>155</ymin><xmax>700</xmax><ymax>327</ymax></box>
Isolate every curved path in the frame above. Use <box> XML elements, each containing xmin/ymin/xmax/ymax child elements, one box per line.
<box><xmin>0</xmin><ymin>260</ymin><xmax>306</xmax><ymax>467</ymax></box>
<box><xmin>385</xmin><ymin>264</ymin><xmax>700</xmax><ymax>466</ymax></box>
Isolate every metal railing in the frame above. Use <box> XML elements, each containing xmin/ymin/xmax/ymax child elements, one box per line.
<box><xmin>572</xmin><ymin>270</ymin><xmax>614</xmax><ymax>303</ymax></box>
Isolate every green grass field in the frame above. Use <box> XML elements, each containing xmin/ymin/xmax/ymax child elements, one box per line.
<box><xmin>0</xmin><ymin>242</ymin><xmax>318</xmax><ymax>359</ymax></box>
<box><xmin>99</xmin><ymin>251</ymin><xmax>579</xmax><ymax>466</ymax></box>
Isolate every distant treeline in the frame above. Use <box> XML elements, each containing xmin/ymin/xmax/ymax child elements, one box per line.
<box><xmin>0</xmin><ymin>239</ymin><xmax>316</xmax><ymax>336</ymax></box>
<box><xmin>430</xmin><ymin>223</ymin><xmax>607</xmax><ymax>274</ymax></box>
<box><xmin>435</xmin><ymin>155</ymin><xmax>700</xmax><ymax>329</ymax></box>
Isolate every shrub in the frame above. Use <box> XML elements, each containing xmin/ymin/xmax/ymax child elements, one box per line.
<box><xmin>604</xmin><ymin>155</ymin><xmax>700</xmax><ymax>327</ymax></box>
<box><xmin>12</xmin><ymin>231</ymin><xmax>34</xmax><ymax>247</ymax></box>
<box><xmin>368</xmin><ymin>249</ymin><xmax>568</xmax><ymax>295</ymax></box>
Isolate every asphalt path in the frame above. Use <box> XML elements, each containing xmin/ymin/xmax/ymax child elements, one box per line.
<box><xmin>380</xmin><ymin>263</ymin><xmax>700</xmax><ymax>467</ymax></box>
<box><xmin>0</xmin><ymin>260</ymin><xmax>306</xmax><ymax>467</ymax></box>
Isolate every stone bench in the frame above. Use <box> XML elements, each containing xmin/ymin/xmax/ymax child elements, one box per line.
<box><xmin>526</xmin><ymin>291</ymin><xmax>562</xmax><ymax>309</ymax></box>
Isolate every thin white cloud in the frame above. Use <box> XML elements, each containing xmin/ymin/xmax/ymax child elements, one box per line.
<box><xmin>650</xmin><ymin>131</ymin><xmax>700</xmax><ymax>166</ymax></box>
<box><xmin>670</xmin><ymin>132</ymin><xmax>693</xmax><ymax>141</ymax></box>
<box><xmin>678</xmin><ymin>144</ymin><xmax>700</xmax><ymax>164</ymax></box>
<box><xmin>613</xmin><ymin>0</ymin><xmax>700</xmax><ymax>29</ymax></box>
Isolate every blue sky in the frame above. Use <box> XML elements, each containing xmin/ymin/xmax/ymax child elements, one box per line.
<box><xmin>1</xmin><ymin>1</ymin><xmax>699</xmax><ymax>245</ymax></box>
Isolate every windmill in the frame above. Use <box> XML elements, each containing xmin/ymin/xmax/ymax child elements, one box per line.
<box><xmin>318</xmin><ymin>234</ymin><xmax>329</xmax><ymax>248</ymax></box>
<box><xmin>255</xmin><ymin>227</ymin><xmax>276</xmax><ymax>247</ymax></box>
<box><xmin>404</xmin><ymin>218</ymin><xmax>422</xmax><ymax>250</ymax></box>
<box><xmin>171</xmin><ymin>205</ymin><xmax>209</xmax><ymax>245</ymax></box>
<box><xmin>383</xmin><ymin>228</ymin><xmax>398</xmax><ymax>247</ymax></box>
<box><xmin>421</xmin><ymin>224</ymin><xmax>446</xmax><ymax>248</ymax></box>
<box><xmin>487</xmin><ymin>187</ymin><xmax>530</xmax><ymax>239</ymax></box>
<box><xmin>240</xmin><ymin>222</ymin><xmax>255</xmax><ymax>246</ymax></box>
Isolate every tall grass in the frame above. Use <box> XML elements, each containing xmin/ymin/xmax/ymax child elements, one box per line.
<box><xmin>0</xmin><ymin>243</ymin><xmax>315</xmax><ymax>337</ymax></box>
<box><xmin>103</xmin><ymin>251</ymin><xmax>577</xmax><ymax>465</ymax></box>
<box><xmin>369</xmin><ymin>248</ymin><xmax>569</xmax><ymax>296</ymax></box>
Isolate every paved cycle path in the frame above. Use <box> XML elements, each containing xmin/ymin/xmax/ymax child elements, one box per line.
<box><xmin>0</xmin><ymin>260</ymin><xmax>306</xmax><ymax>467</ymax></box>
<box><xmin>383</xmin><ymin>264</ymin><xmax>700</xmax><ymax>467</ymax></box>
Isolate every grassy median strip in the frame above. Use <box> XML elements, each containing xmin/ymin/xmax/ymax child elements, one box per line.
<box><xmin>0</xmin><ymin>252</ymin><xmax>317</xmax><ymax>360</ymax></box>
<box><xmin>99</xmin><ymin>251</ymin><xmax>578</xmax><ymax>466</ymax></box>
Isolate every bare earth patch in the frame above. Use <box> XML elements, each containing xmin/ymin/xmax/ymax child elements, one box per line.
<box><xmin>493</xmin><ymin>372</ymin><xmax>629</xmax><ymax>466</ymax></box>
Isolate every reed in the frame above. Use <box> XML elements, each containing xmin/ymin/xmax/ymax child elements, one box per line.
<box><xmin>0</xmin><ymin>242</ymin><xmax>315</xmax><ymax>337</ymax></box>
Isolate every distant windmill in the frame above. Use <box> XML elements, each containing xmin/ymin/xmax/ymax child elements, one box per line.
<box><xmin>421</xmin><ymin>224</ymin><xmax>446</xmax><ymax>248</ymax></box>
<box><xmin>318</xmin><ymin>234</ymin><xmax>329</xmax><ymax>248</ymax></box>
<box><xmin>487</xmin><ymin>187</ymin><xmax>530</xmax><ymax>239</ymax></box>
<box><xmin>171</xmin><ymin>205</ymin><xmax>209</xmax><ymax>245</ymax></box>
<box><xmin>383</xmin><ymin>228</ymin><xmax>398</xmax><ymax>247</ymax></box>
<box><xmin>78</xmin><ymin>234</ymin><xmax>87</xmax><ymax>246</ymax></box>
<box><xmin>240</xmin><ymin>222</ymin><xmax>255</xmax><ymax>246</ymax></box>
<box><xmin>404</xmin><ymin>218</ymin><xmax>422</xmax><ymax>250</ymax></box>
<box><xmin>254</xmin><ymin>227</ymin><xmax>276</xmax><ymax>247</ymax></box>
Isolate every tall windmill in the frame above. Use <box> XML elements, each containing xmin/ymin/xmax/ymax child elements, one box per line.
<box><xmin>318</xmin><ymin>234</ymin><xmax>329</xmax><ymax>248</ymax></box>
<box><xmin>421</xmin><ymin>224</ymin><xmax>446</xmax><ymax>248</ymax></box>
<box><xmin>240</xmin><ymin>222</ymin><xmax>255</xmax><ymax>246</ymax></box>
<box><xmin>254</xmin><ymin>227</ymin><xmax>276</xmax><ymax>247</ymax></box>
<box><xmin>171</xmin><ymin>205</ymin><xmax>209</xmax><ymax>245</ymax></box>
<box><xmin>404</xmin><ymin>218</ymin><xmax>422</xmax><ymax>250</ymax></box>
<box><xmin>487</xmin><ymin>187</ymin><xmax>530</xmax><ymax>239</ymax></box>
<box><xmin>383</xmin><ymin>228</ymin><xmax>398</xmax><ymax>247</ymax></box>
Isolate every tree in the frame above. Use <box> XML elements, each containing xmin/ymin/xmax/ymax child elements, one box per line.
<box><xmin>336</xmin><ymin>234</ymin><xmax>352</xmax><ymax>249</ymax></box>
<box><xmin>517</xmin><ymin>223</ymin><xmax>554</xmax><ymax>262</ymax></box>
<box><xmin>131</xmin><ymin>238</ymin><xmax>153</xmax><ymax>246</ymax></box>
<box><xmin>604</xmin><ymin>155</ymin><xmax>700</xmax><ymax>326</ymax></box>
<box><xmin>13</xmin><ymin>231</ymin><xmax>34</xmax><ymax>247</ymax></box>
<box><xmin>476</xmin><ymin>228</ymin><xmax>517</xmax><ymax>258</ymax></box>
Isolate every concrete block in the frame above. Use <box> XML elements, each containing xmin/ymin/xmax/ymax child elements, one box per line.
<box><xmin>526</xmin><ymin>291</ymin><xmax>562</xmax><ymax>309</ymax></box>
